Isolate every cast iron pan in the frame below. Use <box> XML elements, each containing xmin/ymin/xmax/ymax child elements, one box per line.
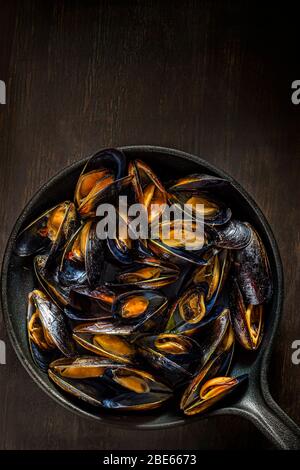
<box><xmin>2</xmin><ymin>146</ymin><xmax>300</xmax><ymax>450</ymax></box>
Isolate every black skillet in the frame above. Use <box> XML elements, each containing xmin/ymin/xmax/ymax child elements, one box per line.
<box><xmin>2</xmin><ymin>146</ymin><xmax>300</xmax><ymax>450</ymax></box>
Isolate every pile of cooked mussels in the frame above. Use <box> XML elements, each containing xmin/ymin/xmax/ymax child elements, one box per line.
<box><xmin>15</xmin><ymin>148</ymin><xmax>272</xmax><ymax>415</ymax></box>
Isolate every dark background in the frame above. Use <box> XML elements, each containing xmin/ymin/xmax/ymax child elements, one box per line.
<box><xmin>0</xmin><ymin>0</ymin><xmax>299</xmax><ymax>450</ymax></box>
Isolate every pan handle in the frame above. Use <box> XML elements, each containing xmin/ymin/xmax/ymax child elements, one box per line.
<box><xmin>235</xmin><ymin>387</ymin><xmax>300</xmax><ymax>449</ymax></box>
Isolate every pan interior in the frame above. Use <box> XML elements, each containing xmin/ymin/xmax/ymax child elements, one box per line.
<box><xmin>2</xmin><ymin>146</ymin><xmax>281</xmax><ymax>428</ymax></box>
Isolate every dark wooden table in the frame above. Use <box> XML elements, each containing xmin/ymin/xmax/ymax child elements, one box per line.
<box><xmin>0</xmin><ymin>0</ymin><xmax>299</xmax><ymax>450</ymax></box>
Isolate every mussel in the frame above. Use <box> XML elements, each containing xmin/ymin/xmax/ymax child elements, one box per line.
<box><xmin>48</xmin><ymin>356</ymin><xmax>117</xmax><ymax>406</ymax></box>
<box><xmin>164</xmin><ymin>305</ymin><xmax>234</xmax><ymax>373</ymax></box>
<box><xmin>137</xmin><ymin>333</ymin><xmax>203</xmax><ymax>387</ymax></box>
<box><xmin>165</xmin><ymin>286</ymin><xmax>207</xmax><ymax>335</ymax></box>
<box><xmin>234</xmin><ymin>224</ymin><xmax>272</xmax><ymax>305</ymax></box>
<box><xmin>59</xmin><ymin>220</ymin><xmax>104</xmax><ymax>288</ymax></box>
<box><xmin>15</xmin><ymin>201</ymin><xmax>77</xmax><ymax>259</ymax></box>
<box><xmin>179</xmin><ymin>315</ymin><xmax>237</xmax><ymax>416</ymax></box>
<box><xmin>112</xmin><ymin>290</ymin><xmax>168</xmax><ymax>332</ymax></box>
<box><xmin>49</xmin><ymin>356</ymin><xmax>114</xmax><ymax>379</ymax></box>
<box><xmin>148</xmin><ymin>219</ymin><xmax>210</xmax><ymax>266</ymax></box>
<box><xmin>230</xmin><ymin>279</ymin><xmax>264</xmax><ymax>351</ymax></box>
<box><xmin>67</xmin><ymin>285</ymin><xmax>115</xmax><ymax>321</ymax></box>
<box><xmin>191</xmin><ymin>249</ymin><xmax>230</xmax><ymax>309</ymax></box>
<box><xmin>181</xmin><ymin>373</ymin><xmax>247</xmax><ymax>415</ymax></box>
<box><xmin>34</xmin><ymin>255</ymin><xmax>71</xmax><ymax>306</ymax></box>
<box><xmin>168</xmin><ymin>174</ymin><xmax>229</xmax><ymax>192</ymax></box>
<box><xmin>165</xmin><ymin>251</ymin><xmax>230</xmax><ymax>337</ymax></box>
<box><xmin>75</xmin><ymin>149</ymin><xmax>132</xmax><ymax>218</ymax></box>
<box><xmin>195</xmin><ymin>306</ymin><xmax>234</xmax><ymax>367</ymax></box>
<box><xmin>27</xmin><ymin>289</ymin><xmax>76</xmax><ymax>371</ymax></box>
<box><xmin>109</xmin><ymin>257</ymin><xmax>180</xmax><ymax>289</ymax></box>
<box><xmin>101</xmin><ymin>366</ymin><xmax>172</xmax><ymax>410</ymax></box>
<box><xmin>58</xmin><ymin>224</ymin><xmax>88</xmax><ymax>286</ymax></box>
<box><xmin>49</xmin><ymin>357</ymin><xmax>172</xmax><ymax>410</ymax></box>
<box><xmin>168</xmin><ymin>191</ymin><xmax>231</xmax><ymax>227</ymax></box>
<box><xmin>129</xmin><ymin>160</ymin><xmax>167</xmax><ymax>223</ymax></box>
<box><xmin>73</xmin><ymin>321</ymin><xmax>136</xmax><ymax>364</ymax></box>
<box><xmin>209</xmin><ymin>219</ymin><xmax>252</xmax><ymax>250</ymax></box>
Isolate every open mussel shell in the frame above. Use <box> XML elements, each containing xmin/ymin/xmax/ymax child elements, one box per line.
<box><xmin>45</xmin><ymin>202</ymin><xmax>78</xmax><ymax>270</ymax></box>
<box><xmin>49</xmin><ymin>356</ymin><xmax>118</xmax><ymax>379</ymax></box>
<box><xmin>34</xmin><ymin>255</ymin><xmax>71</xmax><ymax>307</ymax></box>
<box><xmin>230</xmin><ymin>278</ymin><xmax>264</xmax><ymax>351</ymax></box>
<box><xmin>59</xmin><ymin>220</ymin><xmax>104</xmax><ymax>288</ymax></box>
<box><xmin>168</xmin><ymin>174</ymin><xmax>229</xmax><ymax>192</ymax></box>
<box><xmin>193</xmin><ymin>306</ymin><xmax>233</xmax><ymax>367</ymax></box>
<box><xmin>75</xmin><ymin>149</ymin><xmax>132</xmax><ymax>218</ymax></box>
<box><xmin>139</xmin><ymin>333</ymin><xmax>204</xmax><ymax>372</ymax></box>
<box><xmin>148</xmin><ymin>238</ymin><xmax>204</xmax><ymax>266</ymax></box>
<box><xmin>191</xmin><ymin>249</ymin><xmax>230</xmax><ymax>313</ymax></box>
<box><xmin>165</xmin><ymin>277</ymin><xmax>231</xmax><ymax>337</ymax></box>
<box><xmin>141</xmin><ymin>310</ymin><xmax>234</xmax><ymax>390</ymax></box>
<box><xmin>166</xmin><ymin>305</ymin><xmax>234</xmax><ymax>372</ymax></box>
<box><xmin>101</xmin><ymin>366</ymin><xmax>172</xmax><ymax>410</ymax></box>
<box><xmin>109</xmin><ymin>258</ymin><xmax>180</xmax><ymax>289</ymax></box>
<box><xmin>104</xmin><ymin>207</ymin><xmax>135</xmax><ymax>265</ymax></box>
<box><xmin>112</xmin><ymin>290</ymin><xmax>168</xmax><ymax>333</ymax></box>
<box><xmin>15</xmin><ymin>201</ymin><xmax>77</xmax><ymax>259</ymax></box>
<box><xmin>27</xmin><ymin>290</ymin><xmax>76</xmax><ymax>371</ymax></box>
<box><xmin>181</xmin><ymin>373</ymin><xmax>248</xmax><ymax>416</ymax></box>
<box><xmin>129</xmin><ymin>159</ymin><xmax>167</xmax><ymax>223</ymax></box>
<box><xmin>137</xmin><ymin>333</ymin><xmax>203</xmax><ymax>387</ymax></box>
<box><xmin>78</xmin><ymin>148</ymin><xmax>126</xmax><ymax>188</ymax></box>
<box><xmin>215</xmin><ymin>318</ymin><xmax>235</xmax><ymax>358</ymax></box>
<box><xmin>49</xmin><ymin>358</ymin><xmax>172</xmax><ymax>411</ymax></box>
<box><xmin>69</xmin><ymin>285</ymin><xmax>115</xmax><ymax>317</ymax></box>
<box><xmin>168</xmin><ymin>191</ymin><xmax>232</xmax><ymax>227</ymax></box>
<box><xmin>48</xmin><ymin>364</ymin><xmax>109</xmax><ymax>407</ymax></box>
<box><xmin>79</xmin><ymin>174</ymin><xmax>133</xmax><ymax>219</ymax></box>
<box><xmin>73</xmin><ymin>321</ymin><xmax>136</xmax><ymax>364</ymax></box>
<box><xmin>165</xmin><ymin>285</ymin><xmax>207</xmax><ymax>335</ymax></box>
<box><xmin>148</xmin><ymin>222</ymin><xmax>211</xmax><ymax>266</ymax></box>
<box><xmin>192</xmin><ymin>318</ymin><xmax>236</xmax><ymax>385</ymax></box>
<box><xmin>209</xmin><ymin>219</ymin><xmax>252</xmax><ymax>250</ymax></box>
<box><xmin>234</xmin><ymin>224</ymin><xmax>272</xmax><ymax>305</ymax></box>
<box><xmin>58</xmin><ymin>224</ymin><xmax>88</xmax><ymax>287</ymax></box>
<box><xmin>30</xmin><ymin>290</ymin><xmax>76</xmax><ymax>356</ymax></box>
<box><xmin>180</xmin><ymin>348</ymin><xmax>235</xmax><ymax>412</ymax></box>
<box><xmin>27</xmin><ymin>296</ymin><xmax>58</xmax><ymax>372</ymax></box>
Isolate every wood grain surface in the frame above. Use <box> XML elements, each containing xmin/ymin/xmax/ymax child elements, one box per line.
<box><xmin>0</xmin><ymin>0</ymin><xmax>299</xmax><ymax>450</ymax></box>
